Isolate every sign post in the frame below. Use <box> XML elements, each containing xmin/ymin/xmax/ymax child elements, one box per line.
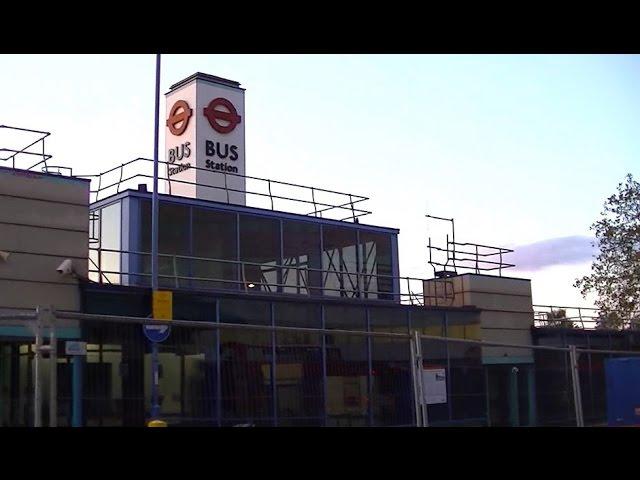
<box><xmin>145</xmin><ymin>290</ymin><xmax>173</xmax><ymax>420</ymax></box>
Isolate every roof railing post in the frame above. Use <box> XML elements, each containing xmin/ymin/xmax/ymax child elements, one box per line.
<box><xmin>349</xmin><ymin>194</ymin><xmax>355</xmax><ymax>222</ymax></box>
<box><xmin>311</xmin><ymin>187</ymin><xmax>318</xmax><ymax>217</ymax></box>
<box><xmin>475</xmin><ymin>244</ymin><xmax>479</xmax><ymax>274</ymax></box>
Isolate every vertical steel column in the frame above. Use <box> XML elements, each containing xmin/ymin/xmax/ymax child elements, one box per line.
<box><xmin>49</xmin><ymin>322</ymin><xmax>57</xmax><ymax>427</ymax></box>
<box><xmin>319</xmin><ymin>224</ymin><xmax>324</xmax><ymax>297</ymax></box>
<box><xmin>188</xmin><ymin>206</ymin><xmax>194</xmax><ymax>289</ymax></box>
<box><xmin>151</xmin><ymin>53</ymin><xmax>162</xmax><ymax>292</ymax></box>
<box><xmin>236</xmin><ymin>213</ymin><xmax>241</xmax><ymax>290</ymax></box>
<box><xmin>355</xmin><ymin>229</ymin><xmax>361</xmax><ymax>298</ymax></box>
<box><xmin>151</xmin><ymin>342</ymin><xmax>160</xmax><ymax>418</ymax></box>
<box><xmin>71</xmin><ymin>356</ymin><xmax>84</xmax><ymax>427</ymax></box>
<box><xmin>270</xmin><ymin>302</ymin><xmax>277</xmax><ymax>426</ymax></box>
<box><xmin>484</xmin><ymin>368</ymin><xmax>492</xmax><ymax>427</ymax></box>
<box><xmin>508</xmin><ymin>366</ymin><xmax>520</xmax><ymax>427</ymax></box>
<box><xmin>569</xmin><ymin>345</ymin><xmax>584</xmax><ymax>427</ymax></box>
<box><xmin>410</xmin><ymin>330</ymin><xmax>421</xmax><ymax>427</ymax></box>
<box><xmin>527</xmin><ymin>365</ymin><xmax>537</xmax><ymax>426</ymax></box>
<box><xmin>366</xmin><ymin>307</ymin><xmax>373</xmax><ymax>426</ymax></box>
<box><xmin>321</xmin><ymin>304</ymin><xmax>328</xmax><ymax>426</ymax></box>
<box><xmin>33</xmin><ymin>317</ymin><xmax>42</xmax><ymax>428</ymax></box>
<box><xmin>278</xmin><ymin>219</ymin><xmax>284</xmax><ymax>294</ymax></box>
<box><xmin>215</xmin><ymin>300</ymin><xmax>222</xmax><ymax>427</ymax></box>
<box><xmin>444</xmin><ymin>311</ymin><xmax>453</xmax><ymax>421</ymax></box>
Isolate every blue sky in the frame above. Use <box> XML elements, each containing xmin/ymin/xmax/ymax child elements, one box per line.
<box><xmin>1</xmin><ymin>54</ymin><xmax>638</xmax><ymax>306</ymax></box>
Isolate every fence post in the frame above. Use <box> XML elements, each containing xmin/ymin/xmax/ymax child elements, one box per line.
<box><xmin>33</xmin><ymin>310</ymin><xmax>43</xmax><ymax>428</ymax></box>
<box><xmin>410</xmin><ymin>331</ymin><xmax>421</xmax><ymax>427</ymax></box>
<box><xmin>49</xmin><ymin>313</ymin><xmax>57</xmax><ymax>428</ymax></box>
<box><xmin>569</xmin><ymin>345</ymin><xmax>584</xmax><ymax>427</ymax></box>
<box><xmin>411</xmin><ymin>331</ymin><xmax>429</xmax><ymax>427</ymax></box>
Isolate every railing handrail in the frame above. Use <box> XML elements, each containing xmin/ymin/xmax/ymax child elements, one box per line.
<box><xmin>0</xmin><ymin>124</ymin><xmax>51</xmax><ymax>170</ymax></box>
<box><xmin>78</xmin><ymin>157</ymin><xmax>368</xmax><ymax>202</ymax></box>
<box><xmin>77</xmin><ymin>157</ymin><xmax>371</xmax><ymax>222</ymax></box>
<box><xmin>87</xmin><ymin>170</ymin><xmax>371</xmax><ymax>220</ymax></box>
<box><xmin>533</xmin><ymin>304</ymin><xmax>640</xmax><ymax>331</ymax></box>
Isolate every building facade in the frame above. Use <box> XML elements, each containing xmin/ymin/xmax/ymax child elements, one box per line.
<box><xmin>1</xmin><ymin>73</ymin><xmax>637</xmax><ymax>428</ymax></box>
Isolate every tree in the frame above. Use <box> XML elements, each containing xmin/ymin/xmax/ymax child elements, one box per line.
<box><xmin>544</xmin><ymin>308</ymin><xmax>575</xmax><ymax>328</ymax></box>
<box><xmin>574</xmin><ymin>174</ymin><xmax>640</xmax><ymax>329</ymax></box>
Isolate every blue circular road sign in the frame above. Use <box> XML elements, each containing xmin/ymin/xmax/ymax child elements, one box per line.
<box><xmin>143</xmin><ymin>323</ymin><xmax>171</xmax><ymax>343</ymax></box>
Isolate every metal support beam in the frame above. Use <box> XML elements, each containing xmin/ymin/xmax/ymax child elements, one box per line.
<box><xmin>49</xmin><ymin>320</ymin><xmax>57</xmax><ymax>427</ymax></box>
<box><xmin>151</xmin><ymin>342</ymin><xmax>160</xmax><ymax>418</ymax></box>
<box><xmin>509</xmin><ymin>366</ymin><xmax>520</xmax><ymax>427</ymax></box>
<box><xmin>151</xmin><ymin>53</ymin><xmax>161</xmax><ymax>292</ymax></box>
<box><xmin>33</xmin><ymin>315</ymin><xmax>43</xmax><ymax>428</ymax></box>
<box><xmin>569</xmin><ymin>345</ymin><xmax>584</xmax><ymax>427</ymax></box>
<box><xmin>411</xmin><ymin>331</ymin><xmax>428</xmax><ymax>427</ymax></box>
<box><xmin>71</xmin><ymin>356</ymin><xmax>84</xmax><ymax>427</ymax></box>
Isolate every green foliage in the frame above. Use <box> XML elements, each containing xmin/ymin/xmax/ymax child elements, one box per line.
<box><xmin>574</xmin><ymin>174</ymin><xmax>640</xmax><ymax>329</ymax></box>
<box><xmin>544</xmin><ymin>308</ymin><xmax>575</xmax><ymax>328</ymax></box>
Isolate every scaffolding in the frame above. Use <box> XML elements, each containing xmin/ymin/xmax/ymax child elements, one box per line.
<box><xmin>425</xmin><ymin>214</ymin><xmax>515</xmax><ymax>278</ymax></box>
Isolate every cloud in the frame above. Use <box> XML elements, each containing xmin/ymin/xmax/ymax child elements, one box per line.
<box><xmin>504</xmin><ymin>235</ymin><xmax>597</xmax><ymax>272</ymax></box>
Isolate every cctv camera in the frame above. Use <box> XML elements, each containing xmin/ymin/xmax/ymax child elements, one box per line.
<box><xmin>0</xmin><ymin>251</ymin><xmax>9</xmax><ymax>262</ymax></box>
<box><xmin>56</xmin><ymin>259</ymin><xmax>75</xmax><ymax>276</ymax></box>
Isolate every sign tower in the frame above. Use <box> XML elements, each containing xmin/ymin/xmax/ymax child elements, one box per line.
<box><xmin>164</xmin><ymin>72</ymin><xmax>246</xmax><ymax>204</ymax></box>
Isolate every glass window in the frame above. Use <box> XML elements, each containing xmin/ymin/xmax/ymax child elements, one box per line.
<box><xmin>192</xmin><ymin>208</ymin><xmax>238</xmax><ymax>290</ymax></box>
<box><xmin>239</xmin><ymin>215</ymin><xmax>281</xmax><ymax>294</ymax></box>
<box><xmin>159</xmin><ymin>204</ymin><xmax>190</xmax><ymax>289</ymax></box>
<box><xmin>282</xmin><ymin>220</ymin><xmax>322</xmax><ymax>296</ymax></box>
<box><xmin>139</xmin><ymin>200</ymin><xmax>191</xmax><ymax>289</ymax></box>
<box><xmin>322</xmin><ymin>226</ymin><xmax>359</xmax><ymax>298</ymax></box>
<box><xmin>534</xmin><ymin>348</ymin><xmax>573</xmax><ymax>425</ymax></box>
<box><xmin>359</xmin><ymin>231</ymin><xmax>394</xmax><ymax>300</ymax></box>
<box><xmin>446</xmin><ymin>312</ymin><xmax>482</xmax><ymax>368</ymax></box>
<box><xmin>219</xmin><ymin>299</ymin><xmax>273</xmax><ymax>425</ymax></box>
<box><xmin>369</xmin><ymin>307</ymin><xmax>412</xmax><ymax>426</ymax></box>
<box><xmin>146</xmin><ymin>328</ymin><xmax>218</xmax><ymax>426</ymax></box>
<box><xmin>444</xmin><ymin>312</ymin><xmax>486</xmax><ymax>423</ymax></box>
<box><xmin>324</xmin><ymin>305</ymin><xmax>368</xmax><ymax>426</ymax></box>
<box><xmin>274</xmin><ymin>302</ymin><xmax>323</xmax><ymax>422</ymax></box>
<box><xmin>100</xmin><ymin>201</ymin><xmax>121</xmax><ymax>285</ymax></box>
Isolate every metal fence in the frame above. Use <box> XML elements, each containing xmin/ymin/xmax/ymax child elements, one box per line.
<box><xmin>2</xmin><ymin>307</ymin><xmax>640</xmax><ymax>427</ymax></box>
<box><xmin>534</xmin><ymin>305</ymin><xmax>640</xmax><ymax>330</ymax></box>
<box><xmin>77</xmin><ymin>157</ymin><xmax>371</xmax><ymax>222</ymax></box>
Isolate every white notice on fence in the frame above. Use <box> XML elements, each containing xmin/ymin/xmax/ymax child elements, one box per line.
<box><xmin>422</xmin><ymin>368</ymin><xmax>447</xmax><ymax>405</ymax></box>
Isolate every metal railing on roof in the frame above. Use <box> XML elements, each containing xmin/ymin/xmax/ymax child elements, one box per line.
<box><xmin>0</xmin><ymin>125</ymin><xmax>371</xmax><ymax>222</ymax></box>
<box><xmin>425</xmin><ymin>214</ymin><xmax>515</xmax><ymax>278</ymax></box>
<box><xmin>78</xmin><ymin>157</ymin><xmax>371</xmax><ymax>222</ymax></box>
<box><xmin>533</xmin><ymin>304</ymin><xmax>640</xmax><ymax>330</ymax></box>
<box><xmin>0</xmin><ymin>125</ymin><xmax>54</xmax><ymax>172</ymax></box>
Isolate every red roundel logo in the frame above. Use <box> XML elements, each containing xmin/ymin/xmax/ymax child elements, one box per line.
<box><xmin>203</xmin><ymin>97</ymin><xmax>242</xmax><ymax>134</ymax></box>
<box><xmin>166</xmin><ymin>100</ymin><xmax>192</xmax><ymax>136</ymax></box>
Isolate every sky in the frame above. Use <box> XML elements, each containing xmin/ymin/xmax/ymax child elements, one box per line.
<box><xmin>1</xmin><ymin>54</ymin><xmax>638</xmax><ymax>307</ymax></box>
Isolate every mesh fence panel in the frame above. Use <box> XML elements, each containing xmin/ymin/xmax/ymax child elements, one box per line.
<box><xmin>6</xmin><ymin>310</ymin><xmax>640</xmax><ymax>427</ymax></box>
